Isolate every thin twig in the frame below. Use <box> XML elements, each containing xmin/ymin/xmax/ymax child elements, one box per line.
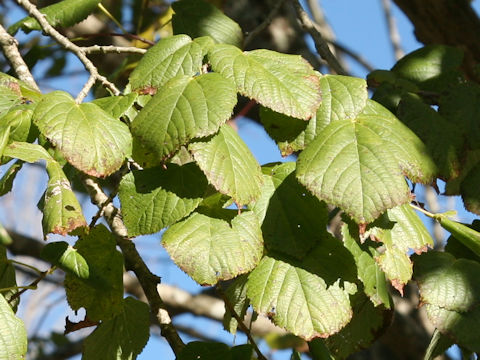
<box><xmin>0</xmin><ymin>24</ymin><xmax>39</xmax><ymax>90</ymax></box>
<box><xmin>291</xmin><ymin>0</ymin><xmax>347</xmax><ymax>75</ymax></box>
<box><xmin>81</xmin><ymin>175</ymin><xmax>186</xmax><ymax>355</ymax></box>
<box><xmin>15</xmin><ymin>0</ymin><xmax>120</xmax><ymax>102</ymax></box>
<box><xmin>327</xmin><ymin>39</ymin><xmax>375</xmax><ymax>72</ymax></box>
<box><xmin>82</xmin><ymin>45</ymin><xmax>147</xmax><ymax>55</ymax></box>
<box><xmin>217</xmin><ymin>287</ymin><xmax>267</xmax><ymax>360</ymax></box>
<box><xmin>244</xmin><ymin>0</ymin><xmax>287</xmax><ymax>47</ymax></box>
<box><xmin>71</xmin><ymin>32</ymin><xmax>155</xmax><ymax>46</ymax></box>
<box><xmin>380</xmin><ymin>0</ymin><xmax>404</xmax><ymax>60</ymax></box>
<box><xmin>8</xmin><ymin>266</ymin><xmax>55</xmax><ymax>304</ymax></box>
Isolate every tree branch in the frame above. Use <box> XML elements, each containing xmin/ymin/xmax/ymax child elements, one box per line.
<box><xmin>244</xmin><ymin>0</ymin><xmax>287</xmax><ymax>47</ymax></box>
<box><xmin>0</xmin><ymin>24</ymin><xmax>39</xmax><ymax>90</ymax></box>
<box><xmin>291</xmin><ymin>0</ymin><xmax>348</xmax><ymax>75</ymax></box>
<box><xmin>82</xmin><ymin>45</ymin><xmax>147</xmax><ymax>55</ymax></box>
<box><xmin>381</xmin><ymin>0</ymin><xmax>404</xmax><ymax>61</ymax></box>
<box><xmin>15</xmin><ymin>0</ymin><xmax>120</xmax><ymax>101</ymax></box>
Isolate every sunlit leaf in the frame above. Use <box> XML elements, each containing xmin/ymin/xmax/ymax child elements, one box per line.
<box><xmin>41</xmin><ymin>241</ymin><xmax>89</xmax><ymax>279</ymax></box>
<box><xmin>223</xmin><ymin>275</ymin><xmax>249</xmax><ymax>334</ymax></box>
<box><xmin>92</xmin><ymin>93</ymin><xmax>138</xmax><ymax>120</ymax></box>
<box><xmin>208</xmin><ymin>44</ymin><xmax>321</xmax><ymax>120</ymax></box>
<box><xmin>0</xmin><ymin>294</ymin><xmax>26</xmax><ymax>359</ymax></box>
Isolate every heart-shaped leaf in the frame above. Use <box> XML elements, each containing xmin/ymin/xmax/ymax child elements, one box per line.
<box><xmin>41</xmin><ymin>241</ymin><xmax>89</xmax><ymax>279</ymax></box>
<box><xmin>131</xmin><ymin>73</ymin><xmax>237</xmax><ymax>161</ymax></box>
<box><xmin>162</xmin><ymin>211</ymin><xmax>263</xmax><ymax>286</ymax></box>
<box><xmin>297</xmin><ymin>100</ymin><xmax>436</xmax><ymax>224</ymax></box>
<box><xmin>208</xmin><ymin>44</ymin><xmax>321</xmax><ymax>120</ymax></box>
<box><xmin>33</xmin><ymin>91</ymin><xmax>132</xmax><ymax>177</ymax></box>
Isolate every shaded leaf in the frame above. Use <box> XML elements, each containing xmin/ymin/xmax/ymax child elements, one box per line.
<box><xmin>0</xmin><ymin>294</ymin><xmax>26</xmax><ymax>359</ymax></box>
<box><xmin>177</xmin><ymin>341</ymin><xmax>231</xmax><ymax>360</ymax></box>
<box><xmin>65</xmin><ymin>225</ymin><xmax>124</xmax><ymax>321</ymax></box>
<box><xmin>0</xmin><ymin>245</ymin><xmax>18</xmax><ymax>310</ymax></box>
<box><xmin>424</xmin><ymin>329</ymin><xmax>454</xmax><ymax>360</ymax></box>
<box><xmin>41</xmin><ymin>241</ymin><xmax>89</xmax><ymax>279</ymax></box>
<box><xmin>260</xmin><ymin>75</ymin><xmax>368</xmax><ymax>156</ymax></box>
<box><xmin>118</xmin><ymin>163</ymin><xmax>208</xmax><ymax>237</ymax></box>
<box><xmin>83</xmin><ymin>297</ymin><xmax>150</xmax><ymax>360</ymax></box>
<box><xmin>189</xmin><ymin>124</ymin><xmax>263</xmax><ymax>205</ymax></box>
<box><xmin>433</xmin><ymin>215</ymin><xmax>480</xmax><ymax>259</ymax></box>
<box><xmin>129</xmin><ymin>35</ymin><xmax>214</xmax><ymax>92</ymax></box>
<box><xmin>131</xmin><ymin>74</ymin><xmax>237</xmax><ymax>161</ymax></box>
<box><xmin>92</xmin><ymin>93</ymin><xmax>138</xmax><ymax>120</ymax></box>
<box><xmin>223</xmin><ymin>274</ymin><xmax>249</xmax><ymax>334</ymax></box>
<box><xmin>0</xmin><ymin>104</ymin><xmax>36</xmax><ymax>144</ymax></box>
<box><xmin>9</xmin><ymin>0</ymin><xmax>101</xmax><ymax>34</ymax></box>
<box><xmin>0</xmin><ymin>162</ymin><xmax>22</xmax><ymax>196</ymax></box>
<box><xmin>33</xmin><ymin>91</ymin><xmax>132</xmax><ymax>177</ymax></box>
<box><xmin>163</xmin><ymin>211</ymin><xmax>263</xmax><ymax>286</ymax></box>
<box><xmin>325</xmin><ymin>293</ymin><xmax>391</xmax><ymax>359</ymax></box>
<box><xmin>296</xmin><ymin>100</ymin><xmax>436</xmax><ymax>224</ymax></box>
<box><xmin>444</xmin><ymin>220</ymin><xmax>480</xmax><ymax>262</ymax></box>
<box><xmin>172</xmin><ymin>0</ymin><xmax>243</xmax><ymax>48</ymax></box>
<box><xmin>254</xmin><ymin>162</ymin><xmax>329</xmax><ymax>259</ymax></box>
<box><xmin>208</xmin><ymin>44</ymin><xmax>321</xmax><ymax>119</ymax></box>
<box><xmin>460</xmin><ymin>162</ymin><xmax>480</xmax><ymax>215</ymax></box>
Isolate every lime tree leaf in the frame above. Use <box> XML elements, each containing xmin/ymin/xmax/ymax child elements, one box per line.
<box><xmin>296</xmin><ymin>100</ymin><xmax>436</xmax><ymax>224</ymax></box>
<box><xmin>246</xmin><ymin>248</ymin><xmax>356</xmax><ymax>340</ymax></box>
<box><xmin>223</xmin><ymin>274</ymin><xmax>249</xmax><ymax>334</ymax></box>
<box><xmin>3</xmin><ymin>141</ymin><xmax>51</xmax><ymax>162</ymax></box>
<box><xmin>172</xmin><ymin>0</ymin><xmax>243</xmax><ymax>48</ymax></box>
<box><xmin>92</xmin><ymin>93</ymin><xmax>138</xmax><ymax>119</ymax></box>
<box><xmin>0</xmin><ymin>126</ymin><xmax>10</xmax><ymax>162</ymax></box>
<box><xmin>367</xmin><ymin>204</ymin><xmax>433</xmax><ymax>294</ymax></box>
<box><xmin>129</xmin><ymin>35</ymin><xmax>214</xmax><ymax>92</ymax></box>
<box><xmin>0</xmin><ymin>162</ymin><xmax>21</xmax><ymax>196</ymax></box>
<box><xmin>8</xmin><ymin>0</ymin><xmax>101</xmax><ymax>34</ymax></box>
<box><xmin>163</xmin><ymin>211</ymin><xmax>263</xmax><ymax>286</ymax></box>
<box><xmin>65</xmin><ymin>225</ymin><xmax>124</xmax><ymax>321</ymax></box>
<box><xmin>42</xmin><ymin>161</ymin><xmax>87</xmax><ymax>238</ymax></box>
<box><xmin>253</xmin><ymin>162</ymin><xmax>329</xmax><ymax>259</ymax></box>
<box><xmin>0</xmin><ymin>224</ymin><xmax>12</xmax><ymax>246</ymax></box>
<box><xmin>445</xmin><ymin>220</ymin><xmax>480</xmax><ymax>262</ymax></box>
<box><xmin>0</xmin><ymin>294</ymin><xmax>27</xmax><ymax>359</ymax></box>
<box><xmin>0</xmin><ymin>83</ymin><xmax>22</xmax><ymax>119</ymax></box>
<box><xmin>33</xmin><ymin>91</ymin><xmax>132</xmax><ymax>177</ymax></box>
<box><xmin>177</xmin><ymin>341</ymin><xmax>232</xmax><ymax>360</ymax></box>
<box><xmin>424</xmin><ymin>329</ymin><xmax>455</xmax><ymax>360</ymax></box>
<box><xmin>0</xmin><ymin>104</ymin><xmax>36</xmax><ymax>144</ymax></box>
<box><xmin>414</xmin><ymin>251</ymin><xmax>480</xmax><ymax>352</ymax></box>
<box><xmin>131</xmin><ymin>74</ymin><xmax>237</xmax><ymax>161</ymax></box>
<box><xmin>460</xmin><ymin>162</ymin><xmax>480</xmax><ymax>215</ymax></box>
<box><xmin>341</xmin><ymin>221</ymin><xmax>391</xmax><ymax>308</ymax></box>
<box><xmin>189</xmin><ymin>125</ymin><xmax>263</xmax><ymax>205</ymax></box>
<box><xmin>391</xmin><ymin>45</ymin><xmax>463</xmax><ymax>92</ymax></box>
<box><xmin>260</xmin><ymin>75</ymin><xmax>367</xmax><ymax>156</ymax></box>
<box><xmin>118</xmin><ymin>163</ymin><xmax>208</xmax><ymax>237</ymax></box>
<box><xmin>83</xmin><ymin>297</ymin><xmax>150</xmax><ymax>360</ymax></box>
<box><xmin>433</xmin><ymin>216</ymin><xmax>480</xmax><ymax>258</ymax></box>
<box><xmin>208</xmin><ymin>44</ymin><xmax>321</xmax><ymax>120</ymax></box>
<box><xmin>325</xmin><ymin>293</ymin><xmax>391</xmax><ymax>359</ymax></box>
<box><xmin>0</xmin><ymin>245</ymin><xmax>18</xmax><ymax>310</ymax></box>
<box><xmin>0</xmin><ymin>72</ymin><xmax>42</xmax><ymax>103</ymax></box>
<box><xmin>41</xmin><ymin>241</ymin><xmax>89</xmax><ymax>279</ymax></box>
<box><xmin>398</xmin><ymin>93</ymin><xmax>462</xmax><ymax>180</ymax></box>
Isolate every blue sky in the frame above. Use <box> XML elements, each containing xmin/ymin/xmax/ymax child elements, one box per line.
<box><xmin>2</xmin><ymin>1</ymin><xmax>480</xmax><ymax>359</ymax></box>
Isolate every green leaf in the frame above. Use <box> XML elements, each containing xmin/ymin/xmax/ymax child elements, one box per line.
<box><xmin>0</xmin><ymin>72</ymin><xmax>42</xmax><ymax>103</ymax></box>
<box><xmin>33</xmin><ymin>91</ymin><xmax>132</xmax><ymax>177</ymax></box>
<box><xmin>0</xmin><ymin>104</ymin><xmax>36</xmax><ymax>144</ymax></box>
<box><xmin>367</xmin><ymin>204</ymin><xmax>433</xmax><ymax>294</ymax></box>
<box><xmin>445</xmin><ymin>220</ymin><xmax>480</xmax><ymax>262</ymax></box>
<box><xmin>0</xmin><ymin>293</ymin><xmax>27</xmax><ymax>359</ymax></box>
<box><xmin>414</xmin><ymin>251</ymin><xmax>480</xmax><ymax>352</ymax></box>
<box><xmin>129</xmin><ymin>35</ymin><xmax>214</xmax><ymax>92</ymax></box>
<box><xmin>131</xmin><ymin>73</ymin><xmax>237</xmax><ymax>161</ymax></box>
<box><xmin>189</xmin><ymin>124</ymin><xmax>263</xmax><ymax>205</ymax></box>
<box><xmin>172</xmin><ymin>0</ymin><xmax>243</xmax><ymax>48</ymax></box>
<box><xmin>341</xmin><ymin>221</ymin><xmax>391</xmax><ymax>308</ymax></box>
<box><xmin>260</xmin><ymin>75</ymin><xmax>368</xmax><ymax>156</ymax></box>
<box><xmin>8</xmin><ymin>0</ymin><xmax>101</xmax><ymax>34</ymax></box>
<box><xmin>223</xmin><ymin>275</ymin><xmax>249</xmax><ymax>334</ymax></box>
<box><xmin>397</xmin><ymin>93</ymin><xmax>462</xmax><ymax>180</ymax></box>
<box><xmin>41</xmin><ymin>241</ymin><xmax>89</xmax><ymax>279</ymax></box>
<box><xmin>208</xmin><ymin>44</ymin><xmax>321</xmax><ymax>120</ymax></box>
<box><xmin>83</xmin><ymin>297</ymin><xmax>150</xmax><ymax>360</ymax></box>
<box><xmin>3</xmin><ymin>141</ymin><xmax>51</xmax><ymax>162</ymax></box>
<box><xmin>92</xmin><ymin>93</ymin><xmax>138</xmax><ymax>119</ymax></box>
<box><xmin>296</xmin><ymin>100</ymin><xmax>436</xmax><ymax>224</ymax></box>
<box><xmin>230</xmin><ymin>344</ymin><xmax>254</xmax><ymax>360</ymax></box>
<box><xmin>65</xmin><ymin>225</ymin><xmax>124</xmax><ymax>321</ymax></box>
<box><xmin>0</xmin><ymin>245</ymin><xmax>18</xmax><ymax>310</ymax></box>
<box><xmin>118</xmin><ymin>163</ymin><xmax>208</xmax><ymax>237</ymax></box>
<box><xmin>254</xmin><ymin>162</ymin><xmax>329</xmax><ymax>259</ymax></box>
<box><xmin>433</xmin><ymin>215</ymin><xmax>480</xmax><ymax>258</ymax></box>
<box><xmin>0</xmin><ymin>84</ymin><xmax>22</xmax><ymax>119</ymax></box>
<box><xmin>391</xmin><ymin>45</ymin><xmax>463</xmax><ymax>92</ymax></box>
<box><xmin>461</xmin><ymin>162</ymin><xmax>480</xmax><ymax>215</ymax></box>
<box><xmin>0</xmin><ymin>126</ymin><xmax>10</xmax><ymax>162</ymax></box>
<box><xmin>42</xmin><ymin>161</ymin><xmax>87</xmax><ymax>238</ymax></box>
<box><xmin>325</xmin><ymin>293</ymin><xmax>391</xmax><ymax>360</ymax></box>
<box><xmin>246</xmin><ymin>249</ymin><xmax>356</xmax><ymax>340</ymax></box>
<box><xmin>0</xmin><ymin>224</ymin><xmax>12</xmax><ymax>246</ymax></box>
<box><xmin>424</xmin><ymin>329</ymin><xmax>454</xmax><ymax>360</ymax></box>
<box><xmin>162</xmin><ymin>211</ymin><xmax>263</xmax><ymax>286</ymax></box>
<box><xmin>177</xmin><ymin>341</ymin><xmax>232</xmax><ymax>360</ymax></box>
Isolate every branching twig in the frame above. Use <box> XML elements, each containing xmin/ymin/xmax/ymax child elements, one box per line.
<box><xmin>381</xmin><ymin>0</ymin><xmax>404</xmax><ymax>60</ymax></box>
<box><xmin>82</xmin><ymin>45</ymin><xmax>147</xmax><ymax>55</ymax></box>
<box><xmin>291</xmin><ymin>0</ymin><xmax>347</xmax><ymax>75</ymax></box>
<box><xmin>244</xmin><ymin>0</ymin><xmax>287</xmax><ymax>47</ymax></box>
<box><xmin>8</xmin><ymin>266</ymin><xmax>55</xmax><ymax>304</ymax></box>
<box><xmin>15</xmin><ymin>0</ymin><xmax>120</xmax><ymax>102</ymax></box>
<box><xmin>81</xmin><ymin>175</ymin><xmax>186</xmax><ymax>355</ymax></box>
<box><xmin>0</xmin><ymin>24</ymin><xmax>39</xmax><ymax>90</ymax></box>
